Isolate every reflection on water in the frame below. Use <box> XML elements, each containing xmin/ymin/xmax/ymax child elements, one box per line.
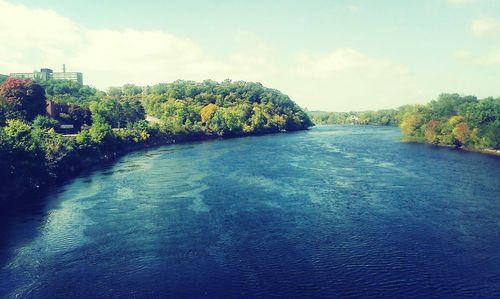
<box><xmin>0</xmin><ymin>126</ymin><xmax>499</xmax><ymax>298</ymax></box>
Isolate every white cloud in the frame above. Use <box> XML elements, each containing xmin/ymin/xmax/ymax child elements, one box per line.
<box><xmin>465</xmin><ymin>17</ymin><xmax>500</xmax><ymax>68</ymax></box>
<box><xmin>288</xmin><ymin>49</ymin><xmax>415</xmax><ymax>111</ymax></box>
<box><xmin>70</xmin><ymin>29</ymin><xmax>222</xmax><ymax>86</ymax></box>
<box><xmin>455</xmin><ymin>49</ymin><xmax>500</xmax><ymax>66</ymax></box>
<box><xmin>0</xmin><ymin>0</ymin><xmax>81</xmax><ymax>71</ymax></box>
<box><xmin>472</xmin><ymin>17</ymin><xmax>500</xmax><ymax>37</ymax></box>
<box><xmin>294</xmin><ymin>48</ymin><xmax>408</xmax><ymax>78</ymax></box>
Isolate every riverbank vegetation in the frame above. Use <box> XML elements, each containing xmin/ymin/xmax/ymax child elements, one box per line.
<box><xmin>309</xmin><ymin>109</ymin><xmax>400</xmax><ymax>126</ymax></box>
<box><xmin>399</xmin><ymin>94</ymin><xmax>499</xmax><ymax>150</ymax></box>
<box><xmin>309</xmin><ymin>94</ymin><xmax>499</xmax><ymax>151</ymax></box>
<box><xmin>0</xmin><ymin>78</ymin><xmax>312</xmax><ymax>203</ymax></box>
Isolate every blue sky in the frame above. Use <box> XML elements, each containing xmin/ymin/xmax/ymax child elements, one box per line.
<box><xmin>1</xmin><ymin>0</ymin><xmax>499</xmax><ymax>111</ymax></box>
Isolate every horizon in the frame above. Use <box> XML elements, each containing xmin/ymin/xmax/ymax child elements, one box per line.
<box><xmin>0</xmin><ymin>0</ymin><xmax>499</xmax><ymax>111</ymax></box>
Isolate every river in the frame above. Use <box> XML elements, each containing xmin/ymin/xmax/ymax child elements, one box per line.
<box><xmin>0</xmin><ymin>125</ymin><xmax>499</xmax><ymax>298</ymax></box>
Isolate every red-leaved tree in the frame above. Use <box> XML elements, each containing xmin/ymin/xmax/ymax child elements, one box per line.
<box><xmin>0</xmin><ymin>77</ymin><xmax>46</xmax><ymax>123</ymax></box>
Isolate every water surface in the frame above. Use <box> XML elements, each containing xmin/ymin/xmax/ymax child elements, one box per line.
<box><xmin>1</xmin><ymin>126</ymin><xmax>499</xmax><ymax>298</ymax></box>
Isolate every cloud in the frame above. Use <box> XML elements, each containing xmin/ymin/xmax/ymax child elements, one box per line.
<box><xmin>69</xmin><ymin>29</ymin><xmax>222</xmax><ymax>86</ymax></box>
<box><xmin>455</xmin><ymin>49</ymin><xmax>500</xmax><ymax>66</ymax></box>
<box><xmin>288</xmin><ymin>49</ymin><xmax>415</xmax><ymax>110</ymax></box>
<box><xmin>472</xmin><ymin>17</ymin><xmax>500</xmax><ymax>37</ymax></box>
<box><xmin>294</xmin><ymin>48</ymin><xmax>408</xmax><ymax>78</ymax></box>
<box><xmin>0</xmin><ymin>0</ymin><xmax>81</xmax><ymax>70</ymax></box>
<box><xmin>464</xmin><ymin>17</ymin><xmax>500</xmax><ymax>68</ymax></box>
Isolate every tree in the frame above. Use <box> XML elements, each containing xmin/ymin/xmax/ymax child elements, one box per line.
<box><xmin>89</xmin><ymin>98</ymin><xmax>145</xmax><ymax>128</ymax></box>
<box><xmin>2</xmin><ymin>119</ymin><xmax>36</xmax><ymax>151</ymax></box>
<box><xmin>0</xmin><ymin>77</ymin><xmax>46</xmax><ymax>122</ymax></box>
<box><xmin>40</xmin><ymin>79</ymin><xmax>98</xmax><ymax>107</ymax></box>
<box><xmin>201</xmin><ymin>103</ymin><xmax>218</xmax><ymax>124</ymax></box>
<box><xmin>122</xmin><ymin>84</ymin><xmax>143</xmax><ymax>96</ymax></box>
<box><xmin>429</xmin><ymin>94</ymin><xmax>477</xmax><ymax>120</ymax></box>
<box><xmin>89</xmin><ymin>120</ymin><xmax>113</xmax><ymax>144</ymax></box>
<box><xmin>424</xmin><ymin>120</ymin><xmax>441</xmax><ymax>144</ymax></box>
<box><xmin>62</xmin><ymin>105</ymin><xmax>92</xmax><ymax>129</ymax></box>
<box><xmin>452</xmin><ymin>122</ymin><xmax>470</xmax><ymax>146</ymax></box>
<box><xmin>400</xmin><ymin>112</ymin><xmax>421</xmax><ymax>137</ymax></box>
<box><xmin>480</xmin><ymin>121</ymin><xmax>500</xmax><ymax>149</ymax></box>
<box><xmin>32</xmin><ymin>115</ymin><xmax>59</xmax><ymax>130</ymax></box>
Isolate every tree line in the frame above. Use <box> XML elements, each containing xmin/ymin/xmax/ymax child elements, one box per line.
<box><xmin>309</xmin><ymin>94</ymin><xmax>499</xmax><ymax>150</ymax></box>
<box><xmin>309</xmin><ymin>109</ymin><xmax>400</xmax><ymax>126</ymax></box>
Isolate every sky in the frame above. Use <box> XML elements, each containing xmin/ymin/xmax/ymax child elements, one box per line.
<box><xmin>0</xmin><ymin>0</ymin><xmax>499</xmax><ymax>111</ymax></box>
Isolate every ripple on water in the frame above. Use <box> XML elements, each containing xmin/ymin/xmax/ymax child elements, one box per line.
<box><xmin>1</xmin><ymin>125</ymin><xmax>499</xmax><ymax>298</ymax></box>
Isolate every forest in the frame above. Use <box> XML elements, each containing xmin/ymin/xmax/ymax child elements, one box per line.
<box><xmin>309</xmin><ymin>94</ymin><xmax>499</xmax><ymax>150</ymax></box>
<box><xmin>0</xmin><ymin>78</ymin><xmax>312</xmax><ymax>203</ymax></box>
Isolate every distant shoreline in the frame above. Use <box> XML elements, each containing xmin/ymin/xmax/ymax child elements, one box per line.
<box><xmin>314</xmin><ymin>124</ymin><xmax>500</xmax><ymax>156</ymax></box>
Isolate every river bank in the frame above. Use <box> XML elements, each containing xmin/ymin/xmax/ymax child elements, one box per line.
<box><xmin>0</xmin><ymin>129</ymin><xmax>298</xmax><ymax>208</ymax></box>
<box><xmin>402</xmin><ymin>137</ymin><xmax>500</xmax><ymax>156</ymax></box>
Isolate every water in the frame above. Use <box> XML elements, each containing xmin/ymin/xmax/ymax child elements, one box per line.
<box><xmin>0</xmin><ymin>125</ymin><xmax>499</xmax><ymax>298</ymax></box>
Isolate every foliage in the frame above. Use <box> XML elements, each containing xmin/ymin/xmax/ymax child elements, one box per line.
<box><xmin>0</xmin><ymin>77</ymin><xmax>46</xmax><ymax>123</ymax></box>
<box><xmin>141</xmin><ymin>80</ymin><xmax>313</xmax><ymax>135</ymax></box>
<box><xmin>399</xmin><ymin>94</ymin><xmax>500</xmax><ymax>149</ymax></box>
<box><xmin>309</xmin><ymin>109</ymin><xmax>399</xmax><ymax>126</ymax></box>
<box><xmin>40</xmin><ymin>79</ymin><xmax>101</xmax><ymax>107</ymax></box>
<box><xmin>33</xmin><ymin>115</ymin><xmax>59</xmax><ymax>130</ymax></box>
<box><xmin>89</xmin><ymin>98</ymin><xmax>145</xmax><ymax>128</ymax></box>
<box><xmin>59</xmin><ymin>105</ymin><xmax>92</xmax><ymax>129</ymax></box>
<box><xmin>424</xmin><ymin>120</ymin><xmax>441</xmax><ymax>144</ymax></box>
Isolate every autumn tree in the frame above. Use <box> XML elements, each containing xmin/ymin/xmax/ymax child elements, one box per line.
<box><xmin>452</xmin><ymin>122</ymin><xmax>470</xmax><ymax>146</ymax></box>
<box><xmin>400</xmin><ymin>112</ymin><xmax>421</xmax><ymax>137</ymax></box>
<box><xmin>200</xmin><ymin>103</ymin><xmax>218</xmax><ymax>124</ymax></box>
<box><xmin>424</xmin><ymin>120</ymin><xmax>441</xmax><ymax>144</ymax></box>
<box><xmin>0</xmin><ymin>77</ymin><xmax>46</xmax><ymax>122</ymax></box>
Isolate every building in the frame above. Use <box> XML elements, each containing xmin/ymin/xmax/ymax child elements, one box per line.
<box><xmin>9</xmin><ymin>65</ymin><xmax>83</xmax><ymax>84</ymax></box>
<box><xmin>46</xmin><ymin>100</ymin><xmax>75</xmax><ymax>133</ymax></box>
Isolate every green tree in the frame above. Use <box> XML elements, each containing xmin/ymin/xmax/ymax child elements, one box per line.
<box><xmin>32</xmin><ymin>115</ymin><xmax>59</xmax><ymax>130</ymax></box>
<box><xmin>479</xmin><ymin>121</ymin><xmax>500</xmax><ymax>149</ymax></box>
